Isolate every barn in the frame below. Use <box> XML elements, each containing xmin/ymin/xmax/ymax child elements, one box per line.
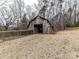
<box><xmin>27</xmin><ymin>16</ymin><xmax>54</xmax><ymax>34</ymax></box>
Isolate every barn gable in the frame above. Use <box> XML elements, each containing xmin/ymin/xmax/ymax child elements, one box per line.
<box><xmin>27</xmin><ymin>16</ymin><xmax>53</xmax><ymax>28</ymax></box>
<box><xmin>27</xmin><ymin>16</ymin><xmax>54</xmax><ymax>34</ymax></box>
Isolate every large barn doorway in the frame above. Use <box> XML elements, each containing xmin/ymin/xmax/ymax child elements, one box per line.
<box><xmin>34</xmin><ymin>24</ymin><xmax>43</xmax><ymax>33</ymax></box>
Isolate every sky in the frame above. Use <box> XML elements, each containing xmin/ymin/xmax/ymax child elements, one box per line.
<box><xmin>25</xmin><ymin>0</ymin><xmax>38</xmax><ymax>5</ymax></box>
<box><xmin>0</xmin><ymin>0</ymin><xmax>38</xmax><ymax>6</ymax></box>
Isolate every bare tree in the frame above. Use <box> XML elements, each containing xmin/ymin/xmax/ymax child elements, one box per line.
<box><xmin>73</xmin><ymin>0</ymin><xmax>78</xmax><ymax>24</ymax></box>
<box><xmin>20</xmin><ymin>13</ymin><xmax>28</xmax><ymax>29</ymax></box>
<box><xmin>0</xmin><ymin>0</ymin><xmax>25</xmax><ymax>30</ymax></box>
<box><xmin>0</xmin><ymin>8</ymin><xmax>13</xmax><ymax>30</ymax></box>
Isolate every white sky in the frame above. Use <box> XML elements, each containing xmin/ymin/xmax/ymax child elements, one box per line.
<box><xmin>25</xmin><ymin>0</ymin><xmax>38</xmax><ymax>5</ymax></box>
<box><xmin>0</xmin><ymin>0</ymin><xmax>38</xmax><ymax>6</ymax></box>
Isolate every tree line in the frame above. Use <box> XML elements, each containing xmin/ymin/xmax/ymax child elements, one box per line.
<box><xmin>0</xmin><ymin>0</ymin><xmax>79</xmax><ymax>31</ymax></box>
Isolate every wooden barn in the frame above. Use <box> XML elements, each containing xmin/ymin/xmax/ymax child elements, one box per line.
<box><xmin>27</xmin><ymin>16</ymin><xmax>54</xmax><ymax>34</ymax></box>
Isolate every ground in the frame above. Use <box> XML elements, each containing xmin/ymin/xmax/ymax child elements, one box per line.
<box><xmin>0</xmin><ymin>28</ymin><xmax>79</xmax><ymax>59</ymax></box>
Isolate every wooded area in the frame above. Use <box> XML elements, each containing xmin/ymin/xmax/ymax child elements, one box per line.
<box><xmin>0</xmin><ymin>0</ymin><xmax>79</xmax><ymax>33</ymax></box>
<box><xmin>1</xmin><ymin>0</ymin><xmax>79</xmax><ymax>59</ymax></box>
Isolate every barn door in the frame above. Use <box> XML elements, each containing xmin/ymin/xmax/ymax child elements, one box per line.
<box><xmin>34</xmin><ymin>24</ymin><xmax>43</xmax><ymax>33</ymax></box>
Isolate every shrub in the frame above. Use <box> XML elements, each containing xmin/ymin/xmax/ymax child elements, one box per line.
<box><xmin>74</xmin><ymin>22</ymin><xmax>79</xmax><ymax>27</ymax></box>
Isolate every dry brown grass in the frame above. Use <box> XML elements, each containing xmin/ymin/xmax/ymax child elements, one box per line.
<box><xmin>0</xmin><ymin>28</ymin><xmax>79</xmax><ymax>59</ymax></box>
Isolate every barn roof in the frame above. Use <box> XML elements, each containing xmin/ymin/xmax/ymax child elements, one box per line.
<box><xmin>27</xmin><ymin>15</ymin><xmax>53</xmax><ymax>29</ymax></box>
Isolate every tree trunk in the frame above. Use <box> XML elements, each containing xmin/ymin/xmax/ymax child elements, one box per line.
<box><xmin>4</xmin><ymin>26</ymin><xmax>8</xmax><ymax>30</ymax></box>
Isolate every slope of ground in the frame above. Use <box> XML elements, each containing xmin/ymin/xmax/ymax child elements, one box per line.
<box><xmin>0</xmin><ymin>28</ymin><xmax>79</xmax><ymax>59</ymax></box>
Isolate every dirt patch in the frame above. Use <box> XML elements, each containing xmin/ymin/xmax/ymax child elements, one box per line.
<box><xmin>0</xmin><ymin>28</ymin><xmax>79</xmax><ymax>59</ymax></box>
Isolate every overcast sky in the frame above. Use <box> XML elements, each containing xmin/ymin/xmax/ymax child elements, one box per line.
<box><xmin>0</xmin><ymin>0</ymin><xmax>38</xmax><ymax>6</ymax></box>
<box><xmin>25</xmin><ymin>0</ymin><xmax>38</xmax><ymax>5</ymax></box>
<box><xmin>0</xmin><ymin>0</ymin><xmax>79</xmax><ymax>7</ymax></box>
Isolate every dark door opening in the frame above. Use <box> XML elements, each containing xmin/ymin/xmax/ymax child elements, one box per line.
<box><xmin>34</xmin><ymin>24</ymin><xmax>43</xmax><ymax>33</ymax></box>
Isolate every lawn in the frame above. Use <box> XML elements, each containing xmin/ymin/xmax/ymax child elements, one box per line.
<box><xmin>0</xmin><ymin>28</ymin><xmax>79</xmax><ymax>59</ymax></box>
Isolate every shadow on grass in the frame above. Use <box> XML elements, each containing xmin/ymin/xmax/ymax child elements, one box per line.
<box><xmin>65</xmin><ymin>27</ymin><xmax>79</xmax><ymax>31</ymax></box>
<box><xmin>0</xmin><ymin>34</ymin><xmax>33</xmax><ymax>43</ymax></box>
<box><xmin>0</xmin><ymin>32</ymin><xmax>57</xmax><ymax>43</ymax></box>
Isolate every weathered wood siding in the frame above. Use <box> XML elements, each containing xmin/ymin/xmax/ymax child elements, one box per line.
<box><xmin>43</xmin><ymin>20</ymin><xmax>52</xmax><ymax>34</ymax></box>
<box><xmin>28</xmin><ymin>16</ymin><xmax>53</xmax><ymax>34</ymax></box>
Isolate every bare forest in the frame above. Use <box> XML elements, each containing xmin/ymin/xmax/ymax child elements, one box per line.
<box><xmin>0</xmin><ymin>0</ymin><xmax>79</xmax><ymax>31</ymax></box>
<box><xmin>0</xmin><ymin>0</ymin><xmax>79</xmax><ymax>59</ymax></box>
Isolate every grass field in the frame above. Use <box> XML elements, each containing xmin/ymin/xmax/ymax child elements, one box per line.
<box><xmin>0</xmin><ymin>28</ymin><xmax>79</xmax><ymax>59</ymax></box>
